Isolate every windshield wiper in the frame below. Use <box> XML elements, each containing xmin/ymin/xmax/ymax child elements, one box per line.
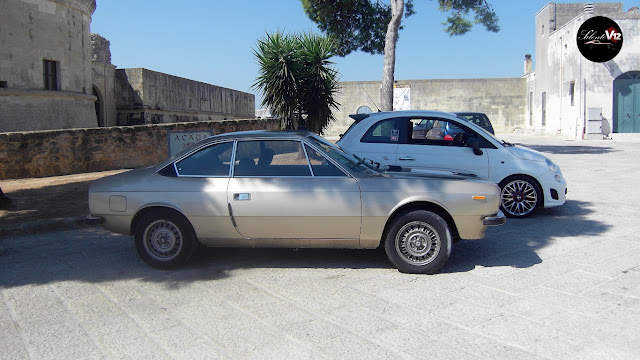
<box><xmin>353</xmin><ymin>155</ymin><xmax>379</xmax><ymax>171</ymax></box>
<box><xmin>502</xmin><ymin>140</ymin><xmax>514</xmax><ymax>147</ymax></box>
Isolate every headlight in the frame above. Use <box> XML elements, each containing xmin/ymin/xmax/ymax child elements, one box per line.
<box><xmin>546</xmin><ymin>158</ymin><xmax>558</xmax><ymax>173</ymax></box>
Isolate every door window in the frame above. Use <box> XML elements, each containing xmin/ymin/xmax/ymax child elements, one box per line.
<box><xmin>409</xmin><ymin>118</ymin><xmax>466</xmax><ymax>146</ymax></box>
<box><xmin>175</xmin><ymin>141</ymin><xmax>233</xmax><ymax>176</ymax></box>
<box><xmin>234</xmin><ymin>140</ymin><xmax>312</xmax><ymax>177</ymax></box>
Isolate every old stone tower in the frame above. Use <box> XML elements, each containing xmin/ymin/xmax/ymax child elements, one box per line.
<box><xmin>0</xmin><ymin>0</ymin><xmax>98</xmax><ymax>132</ymax></box>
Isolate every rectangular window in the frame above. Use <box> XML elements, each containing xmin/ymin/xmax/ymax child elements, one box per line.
<box><xmin>541</xmin><ymin>92</ymin><xmax>547</xmax><ymax>127</ymax></box>
<box><xmin>569</xmin><ymin>81</ymin><xmax>575</xmax><ymax>106</ymax></box>
<box><xmin>43</xmin><ymin>60</ymin><xmax>59</xmax><ymax>90</ymax></box>
<box><xmin>529</xmin><ymin>92</ymin><xmax>533</xmax><ymax>126</ymax></box>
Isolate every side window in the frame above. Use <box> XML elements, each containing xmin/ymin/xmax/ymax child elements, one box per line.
<box><xmin>410</xmin><ymin>118</ymin><xmax>434</xmax><ymax>140</ymax></box>
<box><xmin>305</xmin><ymin>145</ymin><xmax>346</xmax><ymax>177</ymax></box>
<box><xmin>408</xmin><ymin>118</ymin><xmax>470</xmax><ymax>147</ymax></box>
<box><xmin>175</xmin><ymin>141</ymin><xmax>233</xmax><ymax>176</ymax></box>
<box><xmin>234</xmin><ymin>140</ymin><xmax>312</xmax><ymax>177</ymax></box>
<box><xmin>361</xmin><ymin>118</ymin><xmax>400</xmax><ymax>143</ymax></box>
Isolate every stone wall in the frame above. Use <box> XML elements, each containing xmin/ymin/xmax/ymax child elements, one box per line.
<box><xmin>0</xmin><ymin>119</ymin><xmax>279</xmax><ymax>179</ymax></box>
<box><xmin>327</xmin><ymin>78</ymin><xmax>527</xmax><ymax>137</ymax></box>
<box><xmin>116</xmin><ymin>68</ymin><xmax>255</xmax><ymax>126</ymax></box>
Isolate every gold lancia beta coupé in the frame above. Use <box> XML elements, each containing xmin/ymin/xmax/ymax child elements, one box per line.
<box><xmin>88</xmin><ymin>131</ymin><xmax>505</xmax><ymax>274</ymax></box>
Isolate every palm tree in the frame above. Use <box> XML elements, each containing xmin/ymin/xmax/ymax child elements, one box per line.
<box><xmin>298</xmin><ymin>33</ymin><xmax>340</xmax><ymax>134</ymax></box>
<box><xmin>253</xmin><ymin>32</ymin><xmax>340</xmax><ymax>134</ymax></box>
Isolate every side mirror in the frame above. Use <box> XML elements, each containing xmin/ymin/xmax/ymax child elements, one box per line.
<box><xmin>467</xmin><ymin>137</ymin><xmax>484</xmax><ymax>156</ymax></box>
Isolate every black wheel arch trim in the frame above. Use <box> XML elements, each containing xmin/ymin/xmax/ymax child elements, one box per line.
<box><xmin>499</xmin><ymin>173</ymin><xmax>545</xmax><ymax>205</ymax></box>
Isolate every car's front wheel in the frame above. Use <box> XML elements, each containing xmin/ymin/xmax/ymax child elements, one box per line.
<box><xmin>499</xmin><ymin>175</ymin><xmax>542</xmax><ymax>218</ymax></box>
<box><xmin>134</xmin><ymin>209</ymin><xmax>199</xmax><ymax>269</ymax></box>
<box><xmin>384</xmin><ymin>210</ymin><xmax>452</xmax><ymax>274</ymax></box>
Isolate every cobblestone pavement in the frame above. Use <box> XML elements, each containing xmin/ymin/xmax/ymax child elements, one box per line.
<box><xmin>2</xmin><ymin>135</ymin><xmax>640</xmax><ymax>359</ymax></box>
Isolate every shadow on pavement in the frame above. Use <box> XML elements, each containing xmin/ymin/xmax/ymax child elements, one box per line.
<box><xmin>516</xmin><ymin>144</ymin><xmax>618</xmax><ymax>155</ymax></box>
<box><xmin>443</xmin><ymin>199</ymin><xmax>609</xmax><ymax>273</ymax></box>
<box><xmin>0</xmin><ymin>200</ymin><xmax>609</xmax><ymax>287</ymax></box>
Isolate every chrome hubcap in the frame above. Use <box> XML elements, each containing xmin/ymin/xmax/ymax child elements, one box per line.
<box><xmin>395</xmin><ymin>221</ymin><xmax>440</xmax><ymax>265</ymax></box>
<box><xmin>501</xmin><ymin>180</ymin><xmax>537</xmax><ymax>216</ymax></box>
<box><xmin>143</xmin><ymin>220</ymin><xmax>183</xmax><ymax>261</ymax></box>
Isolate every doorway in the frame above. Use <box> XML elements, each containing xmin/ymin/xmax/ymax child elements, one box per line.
<box><xmin>613</xmin><ymin>71</ymin><xmax>640</xmax><ymax>133</ymax></box>
<box><xmin>93</xmin><ymin>86</ymin><xmax>104</xmax><ymax>127</ymax></box>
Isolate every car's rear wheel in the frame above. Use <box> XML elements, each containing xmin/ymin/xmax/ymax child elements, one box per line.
<box><xmin>134</xmin><ymin>209</ymin><xmax>199</xmax><ymax>269</ymax></box>
<box><xmin>384</xmin><ymin>210</ymin><xmax>452</xmax><ymax>274</ymax></box>
<box><xmin>499</xmin><ymin>175</ymin><xmax>542</xmax><ymax>218</ymax></box>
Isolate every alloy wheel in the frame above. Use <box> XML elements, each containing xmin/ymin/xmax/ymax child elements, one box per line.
<box><xmin>501</xmin><ymin>179</ymin><xmax>538</xmax><ymax>216</ymax></box>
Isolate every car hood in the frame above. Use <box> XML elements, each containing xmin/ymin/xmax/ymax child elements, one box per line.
<box><xmin>382</xmin><ymin>167</ymin><xmax>481</xmax><ymax>181</ymax></box>
<box><xmin>505</xmin><ymin>145</ymin><xmax>549</xmax><ymax>162</ymax></box>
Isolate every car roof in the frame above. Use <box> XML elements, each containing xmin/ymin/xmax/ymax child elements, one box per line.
<box><xmin>204</xmin><ymin>130</ymin><xmax>313</xmax><ymax>142</ymax></box>
<box><xmin>356</xmin><ymin>110</ymin><xmax>459</xmax><ymax>119</ymax></box>
<box><xmin>453</xmin><ymin>111</ymin><xmax>486</xmax><ymax>116</ymax></box>
<box><xmin>155</xmin><ymin>130</ymin><xmax>319</xmax><ymax>170</ymax></box>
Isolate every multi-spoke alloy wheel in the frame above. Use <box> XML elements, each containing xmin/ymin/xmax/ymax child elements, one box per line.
<box><xmin>499</xmin><ymin>176</ymin><xmax>541</xmax><ymax>218</ymax></box>
<box><xmin>385</xmin><ymin>210</ymin><xmax>452</xmax><ymax>274</ymax></box>
<box><xmin>134</xmin><ymin>209</ymin><xmax>199</xmax><ymax>269</ymax></box>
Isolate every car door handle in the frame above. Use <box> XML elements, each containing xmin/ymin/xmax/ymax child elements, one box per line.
<box><xmin>398</xmin><ymin>157</ymin><xmax>416</xmax><ymax>161</ymax></box>
<box><xmin>233</xmin><ymin>193</ymin><xmax>251</xmax><ymax>201</ymax></box>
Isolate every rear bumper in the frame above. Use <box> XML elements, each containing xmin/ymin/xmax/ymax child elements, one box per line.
<box><xmin>483</xmin><ymin>210</ymin><xmax>506</xmax><ymax>226</ymax></box>
<box><xmin>85</xmin><ymin>215</ymin><xmax>104</xmax><ymax>226</ymax></box>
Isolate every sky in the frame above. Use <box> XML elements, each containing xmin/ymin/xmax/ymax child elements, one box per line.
<box><xmin>91</xmin><ymin>0</ymin><xmax>635</xmax><ymax>107</ymax></box>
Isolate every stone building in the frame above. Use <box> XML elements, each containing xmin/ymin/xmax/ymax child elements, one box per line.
<box><xmin>91</xmin><ymin>33</ymin><xmax>116</xmax><ymax>127</ymax></box>
<box><xmin>114</xmin><ymin>68</ymin><xmax>255</xmax><ymax>126</ymax></box>
<box><xmin>0</xmin><ymin>0</ymin><xmax>98</xmax><ymax>132</ymax></box>
<box><xmin>528</xmin><ymin>2</ymin><xmax>640</xmax><ymax>138</ymax></box>
<box><xmin>0</xmin><ymin>0</ymin><xmax>255</xmax><ymax>133</ymax></box>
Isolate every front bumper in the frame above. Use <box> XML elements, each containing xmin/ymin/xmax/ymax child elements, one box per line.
<box><xmin>537</xmin><ymin>170</ymin><xmax>567</xmax><ymax>208</ymax></box>
<box><xmin>483</xmin><ymin>210</ymin><xmax>506</xmax><ymax>226</ymax></box>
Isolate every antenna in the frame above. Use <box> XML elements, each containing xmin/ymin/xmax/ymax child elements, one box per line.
<box><xmin>362</xmin><ymin>87</ymin><xmax>381</xmax><ymax>112</ymax></box>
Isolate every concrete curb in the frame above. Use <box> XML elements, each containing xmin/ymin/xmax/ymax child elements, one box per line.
<box><xmin>0</xmin><ymin>216</ymin><xmax>91</xmax><ymax>238</ymax></box>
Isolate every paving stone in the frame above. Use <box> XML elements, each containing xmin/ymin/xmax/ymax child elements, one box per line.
<box><xmin>2</xmin><ymin>135</ymin><xmax>640</xmax><ymax>358</ymax></box>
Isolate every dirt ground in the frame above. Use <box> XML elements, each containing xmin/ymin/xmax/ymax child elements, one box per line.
<box><xmin>0</xmin><ymin>170</ymin><xmax>129</xmax><ymax>231</ymax></box>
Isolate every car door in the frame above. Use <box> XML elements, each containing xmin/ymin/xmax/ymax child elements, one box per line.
<box><xmin>397</xmin><ymin>117</ymin><xmax>490</xmax><ymax>178</ymax></box>
<box><xmin>171</xmin><ymin>141</ymin><xmax>239</xmax><ymax>240</ymax></box>
<box><xmin>227</xmin><ymin>139</ymin><xmax>361</xmax><ymax>239</ymax></box>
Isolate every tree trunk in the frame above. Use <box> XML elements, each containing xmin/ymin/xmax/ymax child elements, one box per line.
<box><xmin>380</xmin><ymin>0</ymin><xmax>404</xmax><ymax>111</ymax></box>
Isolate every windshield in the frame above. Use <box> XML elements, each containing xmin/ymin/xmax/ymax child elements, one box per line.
<box><xmin>306</xmin><ymin>134</ymin><xmax>377</xmax><ymax>174</ymax></box>
<box><xmin>454</xmin><ymin>115</ymin><xmax>508</xmax><ymax>146</ymax></box>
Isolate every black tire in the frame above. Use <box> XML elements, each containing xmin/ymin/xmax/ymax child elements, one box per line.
<box><xmin>134</xmin><ymin>209</ymin><xmax>199</xmax><ymax>269</ymax></box>
<box><xmin>384</xmin><ymin>210</ymin><xmax>452</xmax><ymax>274</ymax></box>
<box><xmin>499</xmin><ymin>175</ymin><xmax>543</xmax><ymax>218</ymax></box>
